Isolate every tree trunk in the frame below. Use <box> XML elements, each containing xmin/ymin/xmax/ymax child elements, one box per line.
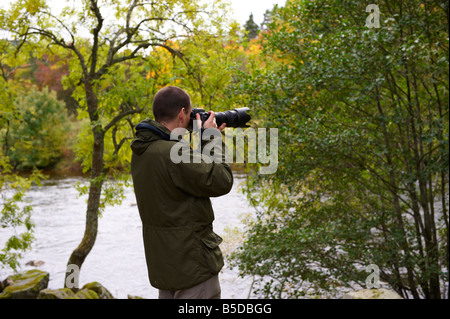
<box><xmin>64</xmin><ymin>81</ymin><xmax>105</xmax><ymax>289</ymax></box>
<box><xmin>64</xmin><ymin>129</ymin><xmax>104</xmax><ymax>289</ymax></box>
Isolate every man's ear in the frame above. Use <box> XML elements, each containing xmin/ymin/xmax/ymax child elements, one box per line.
<box><xmin>178</xmin><ymin>107</ymin><xmax>186</xmax><ymax>120</ymax></box>
<box><xmin>179</xmin><ymin>108</ymin><xmax>190</xmax><ymax>126</ymax></box>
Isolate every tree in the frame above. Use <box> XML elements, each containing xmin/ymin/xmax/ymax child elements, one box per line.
<box><xmin>244</xmin><ymin>13</ymin><xmax>259</xmax><ymax>40</ymax></box>
<box><xmin>231</xmin><ymin>0</ymin><xmax>448</xmax><ymax>299</ymax></box>
<box><xmin>260</xmin><ymin>9</ymin><xmax>272</xmax><ymax>30</ymax></box>
<box><xmin>163</xmin><ymin>24</ymin><xmax>256</xmax><ymax>111</ymax></box>
<box><xmin>1</xmin><ymin>0</ymin><xmax>230</xmax><ymax>288</ymax></box>
<box><xmin>7</xmin><ymin>86</ymin><xmax>69</xmax><ymax>170</ymax></box>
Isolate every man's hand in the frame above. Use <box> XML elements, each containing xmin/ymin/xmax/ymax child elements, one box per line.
<box><xmin>197</xmin><ymin>112</ymin><xmax>226</xmax><ymax>132</ymax></box>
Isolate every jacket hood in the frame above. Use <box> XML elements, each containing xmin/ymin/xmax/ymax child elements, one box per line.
<box><xmin>131</xmin><ymin>120</ymin><xmax>172</xmax><ymax>155</ymax></box>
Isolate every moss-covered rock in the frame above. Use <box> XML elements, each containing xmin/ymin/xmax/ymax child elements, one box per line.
<box><xmin>74</xmin><ymin>288</ymin><xmax>99</xmax><ymax>299</ymax></box>
<box><xmin>82</xmin><ymin>282</ymin><xmax>114</xmax><ymax>299</ymax></box>
<box><xmin>342</xmin><ymin>289</ymin><xmax>403</xmax><ymax>299</ymax></box>
<box><xmin>37</xmin><ymin>284</ymin><xmax>116</xmax><ymax>299</ymax></box>
<box><xmin>0</xmin><ymin>276</ymin><xmax>14</xmax><ymax>293</ymax></box>
<box><xmin>38</xmin><ymin>288</ymin><xmax>100</xmax><ymax>299</ymax></box>
<box><xmin>1</xmin><ymin>270</ymin><xmax>118</xmax><ymax>299</ymax></box>
<box><xmin>0</xmin><ymin>269</ymin><xmax>49</xmax><ymax>299</ymax></box>
<box><xmin>38</xmin><ymin>288</ymin><xmax>76</xmax><ymax>299</ymax></box>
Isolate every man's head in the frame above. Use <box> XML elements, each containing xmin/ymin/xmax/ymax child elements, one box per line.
<box><xmin>153</xmin><ymin>86</ymin><xmax>192</xmax><ymax>130</ymax></box>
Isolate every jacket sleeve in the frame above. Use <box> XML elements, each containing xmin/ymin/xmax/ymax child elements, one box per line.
<box><xmin>168</xmin><ymin>135</ymin><xmax>234</xmax><ymax>198</ymax></box>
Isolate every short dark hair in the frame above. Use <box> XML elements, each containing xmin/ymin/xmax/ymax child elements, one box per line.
<box><xmin>152</xmin><ymin>86</ymin><xmax>191</xmax><ymax>122</ymax></box>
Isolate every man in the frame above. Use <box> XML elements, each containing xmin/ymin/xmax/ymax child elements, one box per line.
<box><xmin>130</xmin><ymin>86</ymin><xmax>233</xmax><ymax>299</ymax></box>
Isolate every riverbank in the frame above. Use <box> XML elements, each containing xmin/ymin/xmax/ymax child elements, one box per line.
<box><xmin>0</xmin><ymin>269</ymin><xmax>118</xmax><ymax>299</ymax></box>
<box><xmin>0</xmin><ymin>268</ymin><xmax>404</xmax><ymax>299</ymax></box>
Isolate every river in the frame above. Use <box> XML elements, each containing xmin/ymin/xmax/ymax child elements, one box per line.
<box><xmin>0</xmin><ymin>174</ymin><xmax>256</xmax><ymax>299</ymax></box>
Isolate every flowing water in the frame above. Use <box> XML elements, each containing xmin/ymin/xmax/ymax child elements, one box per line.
<box><xmin>0</xmin><ymin>174</ymin><xmax>256</xmax><ymax>299</ymax></box>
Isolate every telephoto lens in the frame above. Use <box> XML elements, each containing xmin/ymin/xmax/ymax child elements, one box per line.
<box><xmin>190</xmin><ymin>107</ymin><xmax>251</xmax><ymax>130</ymax></box>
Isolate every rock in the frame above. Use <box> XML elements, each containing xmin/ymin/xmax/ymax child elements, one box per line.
<box><xmin>38</xmin><ymin>288</ymin><xmax>100</xmax><ymax>299</ymax></box>
<box><xmin>38</xmin><ymin>288</ymin><xmax>76</xmax><ymax>299</ymax></box>
<box><xmin>0</xmin><ymin>269</ymin><xmax>49</xmax><ymax>299</ymax></box>
<box><xmin>0</xmin><ymin>276</ymin><xmax>14</xmax><ymax>293</ymax></box>
<box><xmin>0</xmin><ymin>269</ymin><xmax>117</xmax><ymax>299</ymax></box>
<box><xmin>342</xmin><ymin>289</ymin><xmax>403</xmax><ymax>299</ymax></box>
<box><xmin>38</xmin><ymin>282</ymin><xmax>114</xmax><ymax>300</ymax></box>
<box><xmin>74</xmin><ymin>289</ymin><xmax>99</xmax><ymax>299</ymax></box>
<box><xmin>25</xmin><ymin>260</ymin><xmax>45</xmax><ymax>267</ymax></box>
<box><xmin>81</xmin><ymin>282</ymin><xmax>115</xmax><ymax>299</ymax></box>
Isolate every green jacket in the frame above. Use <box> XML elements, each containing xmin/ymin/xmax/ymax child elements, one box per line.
<box><xmin>130</xmin><ymin>120</ymin><xmax>233</xmax><ymax>291</ymax></box>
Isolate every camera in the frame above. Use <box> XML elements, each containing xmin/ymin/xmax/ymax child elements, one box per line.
<box><xmin>189</xmin><ymin>107</ymin><xmax>251</xmax><ymax>131</ymax></box>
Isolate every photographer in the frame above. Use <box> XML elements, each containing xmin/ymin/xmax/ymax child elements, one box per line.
<box><xmin>130</xmin><ymin>86</ymin><xmax>233</xmax><ymax>299</ymax></box>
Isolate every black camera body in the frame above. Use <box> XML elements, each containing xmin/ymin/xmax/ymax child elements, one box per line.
<box><xmin>189</xmin><ymin>107</ymin><xmax>251</xmax><ymax>130</ymax></box>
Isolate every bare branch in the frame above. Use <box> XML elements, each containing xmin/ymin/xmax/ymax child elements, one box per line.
<box><xmin>40</xmin><ymin>10</ymin><xmax>76</xmax><ymax>46</ymax></box>
<box><xmin>25</xmin><ymin>27</ymin><xmax>89</xmax><ymax>79</ymax></box>
<box><xmin>89</xmin><ymin>0</ymin><xmax>104</xmax><ymax>76</ymax></box>
<box><xmin>104</xmin><ymin>106</ymin><xmax>144</xmax><ymax>133</ymax></box>
<box><xmin>112</xmin><ymin>126</ymin><xmax>132</xmax><ymax>156</ymax></box>
<box><xmin>97</xmin><ymin>3</ymin><xmax>198</xmax><ymax>80</ymax></box>
<box><xmin>94</xmin><ymin>39</ymin><xmax>184</xmax><ymax>80</ymax></box>
<box><xmin>126</xmin><ymin>0</ymin><xmax>139</xmax><ymax>33</ymax></box>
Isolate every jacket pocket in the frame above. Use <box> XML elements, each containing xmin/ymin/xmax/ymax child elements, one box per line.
<box><xmin>201</xmin><ymin>231</ymin><xmax>223</xmax><ymax>249</ymax></box>
<box><xmin>199</xmin><ymin>229</ymin><xmax>224</xmax><ymax>275</ymax></box>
